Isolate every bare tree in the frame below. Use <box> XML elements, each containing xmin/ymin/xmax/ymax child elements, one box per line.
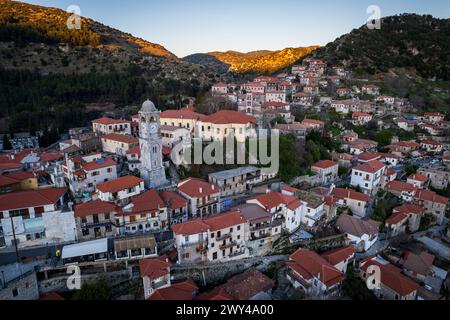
<box><xmin>195</xmin><ymin>92</ymin><xmax>237</xmax><ymax>115</ymax></box>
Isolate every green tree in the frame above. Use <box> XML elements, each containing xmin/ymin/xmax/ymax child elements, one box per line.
<box><xmin>342</xmin><ymin>266</ymin><xmax>377</xmax><ymax>300</ymax></box>
<box><xmin>2</xmin><ymin>134</ymin><xmax>12</xmax><ymax>150</ymax></box>
<box><xmin>72</xmin><ymin>278</ymin><xmax>111</xmax><ymax>300</ymax></box>
<box><xmin>405</xmin><ymin>164</ymin><xmax>418</xmax><ymax>177</ymax></box>
<box><xmin>278</xmin><ymin>135</ymin><xmax>302</xmax><ymax>182</ymax></box>
<box><xmin>372</xmin><ymin>200</ymin><xmax>389</xmax><ymax>222</ymax></box>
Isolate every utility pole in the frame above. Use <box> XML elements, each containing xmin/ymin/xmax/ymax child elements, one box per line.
<box><xmin>10</xmin><ymin>215</ymin><xmax>20</xmax><ymax>263</ymax></box>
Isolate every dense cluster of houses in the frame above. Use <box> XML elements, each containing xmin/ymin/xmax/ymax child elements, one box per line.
<box><xmin>1</xmin><ymin>58</ymin><xmax>449</xmax><ymax>301</ymax></box>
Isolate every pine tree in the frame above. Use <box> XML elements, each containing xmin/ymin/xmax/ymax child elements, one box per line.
<box><xmin>2</xmin><ymin>134</ymin><xmax>12</xmax><ymax>150</ymax></box>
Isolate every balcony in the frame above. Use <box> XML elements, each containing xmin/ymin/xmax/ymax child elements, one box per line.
<box><xmin>82</xmin><ymin>220</ymin><xmax>114</xmax><ymax>229</ymax></box>
<box><xmin>152</xmin><ymin>280</ymin><xmax>169</xmax><ymax>290</ymax></box>
<box><xmin>197</xmin><ymin>198</ymin><xmax>219</xmax><ymax>208</ymax></box>
<box><xmin>250</xmin><ymin>219</ymin><xmax>283</xmax><ymax>232</ymax></box>
<box><xmin>216</xmin><ymin>233</ymin><xmax>232</xmax><ymax>241</ymax></box>
<box><xmin>287</xmin><ymin>269</ymin><xmax>311</xmax><ymax>289</ymax></box>
<box><xmin>220</xmin><ymin>241</ymin><xmax>237</xmax><ymax>250</ymax></box>
<box><xmin>182</xmin><ymin>240</ymin><xmax>207</xmax><ymax>248</ymax></box>
<box><xmin>251</xmin><ymin>232</ymin><xmax>271</xmax><ymax>241</ymax></box>
<box><xmin>229</xmin><ymin>250</ymin><xmax>246</xmax><ymax>258</ymax></box>
<box><xmin>196</xmin><ymin>243</ymin><xmax>208</xmax><ymax>253</ymax></box>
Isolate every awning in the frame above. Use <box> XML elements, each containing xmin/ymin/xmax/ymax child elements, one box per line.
<box><xmin>114</xmin><ymin>235</ymin><xmax>156</xmax><ymax>252</ymax></box>
<box><xmin>62</xmin><ymin>238</ymin><xmax>108</xmax><ymax>259</ymax></box>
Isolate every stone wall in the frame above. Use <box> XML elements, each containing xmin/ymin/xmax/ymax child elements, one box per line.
<box><xmin>38</xmin><ymin>269</ymin><xmax>131</xmax><ymax>294</ymax></box>
<box><xmin>0</xmin><ymin>272</ymin><xmax>39</xmax><ymax>300</ymax></box>
<box><xmin>171</xmin><ymin>255</ymin><xmax>287</xmax><ymax>288</ymax></box>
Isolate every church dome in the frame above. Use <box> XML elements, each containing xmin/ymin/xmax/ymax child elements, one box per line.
<box><xmin>141</xmin><ymin>99</ymin><xmax>157</xmax><ymax>112</ymax></box>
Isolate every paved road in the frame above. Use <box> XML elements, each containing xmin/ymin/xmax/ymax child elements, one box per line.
<box><xmin>0</xmin><ymin>244</ymin><xmax>61</xmax><ymax>266</ymax></box>
<box><xmin>415</xmin><ymin>237</ymin><xmax>450</xmax><ymax>261</ymax></box>
<box><xmin>0</xmin><ymin>231</ymin><xmax>174</xmax><ymax>267</ymax></box>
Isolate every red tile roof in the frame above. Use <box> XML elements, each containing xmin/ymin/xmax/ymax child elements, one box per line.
<box><xmin>360</xmin><ymin>258</ymin><xmax>420</xmax><ymax>296</ymax></box>
<box><xmin>403</xmin><ymin>251</ymin><xmax>435</xmax><ymax>277</ymax></box>
<box><xmin>407</xmin><ymin>174</ymin><xmax>428</xmax><ymax>182</ymax></box>
<box><xmin>177</xmin><ymin>178</ymin><xmax>219</xmax><ymax>198</ymax></box>
<box><xmin>281</xmin><ymin>185</ymin><xmax>299</xmax><ymax>193</ymax></box>
<box><xmin>393</xmin><ymin>204</ymin><xmax>425</xmax><ymax>215</ymax></box>
<box><xmin>336</xmin><ymin>214</ymin><xmax>380</xmax><ymax>237</ymax></box>
<box><xmin>312</xmin><ymin>160</ymin><xmax>338</xmax><ymax>170</ymax></box>
<box><xmin>204</xmin><ymin>211</ymin><xmax>246</xmax><ymax>232</ymax></box>
<box><xmin>195</xmin><ymin>287</ymin><xmax>234</xmax><ymax>300</ymax></box>
<box><xmin>160</xmin><ymin>107</ymin><xmax>206</xmax><ymax>121</ymax></box>
<box><xmin>203</xmin><ymin>110</ymin><xmax>256</xmax><ymax>125</ymax></box>
<box><xmin>358</xmin><ymin>153</ymin><xmax>381</xmax><ymax>162</ymax></box>
<box><xmin>171</xmin><ymin>219</ymin><xmax>210</xmax><ymax>236</ymax></box>
<box><xmin>60</xmin><ymin>145</ymin><xmax>81</xmax><ymax>154</ymax></box>
<box><xmin>92</xmin><ymin>117</ymin><xmax>131</xmax><ymax>125</ymax></box>
<box><xmin>386</xmin><ymin>181</ymin><xmax>417</xmax><ymax>193</ymax></box>
<box><xmin>172</xmin><ymin>210</ymin><xmax>246</xmax><ymax>235</ymax></box>
<box><xmin>353</xmin><ymin>160</ymin><xmax>386</xmax><ymax>174</ymax></box>
<box><xmin>352</xmin><ymin>112</ymin><xmax>372</xmax><ymax>117</ymax></box>
<box><xmin>331</xmin><ymin>188</ymin><xmax>370</xmax><ymax>202</ymax></box>
<box><xmin>386</xmin><ymin>212</ymin><xmax>409</xmax><ymax>225</ymax></box>
<box><xmin>219</xmin><ymin>268</ymin><xmax>274</xmax><ymax>300</ymax></box>
<box><xmin>82</xmin><ymin>158</ymin><xmax>116</xmax><ymax>171</ymax></box>
<box><xmin>396</xmin><ymin>141</ymin><xmax>420</xmax><ymax>148</ymax></box>
<box><xmin>261</xmin><ymin>102</ymin><xmax>289</xmax><ymax>108</ymax></box>
<box><xmin>129</xmin><ymin>189</ymin><xmax>166</xmax><ymax>214</ymax></box>
<box><xmin>162</xmin><ymin>146</ymin><xmax>172</xmax><ymax>156</ymax></box>
<box><xmin>0</xmin><ymin>163</ymin><xmax>23</xmax><ymax>172</ymax></box>
<box><xmin>414</xmin><ymin>189</ymin><xmax>448</xmax><ymax>205</ymax></box>
<box><xmin>0</xmin><ymin>174</ymin><xmax>19</xmax><ymax>188</ymax></box>
<box><xmin>40</xmin><ymin>152</ymin><xmax>63</xmax><ymax>163</ymax></box>
<box><xmin>385</xmin><ymin>168</ymin><xmax>397</xmax><ymax>177</ymax></box>
<box><xmin>288</xmin><ymin>249</ymin><xmax>344</xmax><ymax>287</ymax></box>
<box><xmin>160</xmin><ymin>191</ymin><xmax>188</xmax><ymax>210</ymax></box>
<box><xmin>251</xmin><ymin>192</ymin><xmax>302</xmax><ymax>211</ymax></box>
<box><xmin>302</xmin><ymin>118</ymin><xmax>325</xmax><ymax>126</ymax></box>
<box><xmin>96</xmin><ymin>176</ymin><xmax>144</xmax><ymax>194</ymax></box>
<box><xmin>3</xmin><ymin>171</ymin><xmax>35</xmax><ymax>181</ymax></box>
<box><xmin>139</xmin><ymin>255</ymin><xmax>171</xmax><ymax>281</ymax></box>
<box><xmin>420</xmin><ymin>139</ymin><xmax>443</xmax><ymax>146</ymax></box>
<box><xmin>74</xmin><ymin>200</ymin><xmax>119</xmax><ymax>218</ymax></box>
<box><xmin>126</xmin><ymin>146</ymin><xmax>141</xmax><ymax>157</ymax></box>
<box><xmin>39</xmin><ymin>292</ymin><xmax>65</xmax><ymax>301</ymax></box>
<box><xmin>0</xmin><ymin>188</ymin><xmax>67</xmax><ymax>211</ymax></box>
<box><xmin>424</xmin><ymin>112</ymin><xmax>444</xmax><ymax>117</ymax></box>
<box><xmin>102</xmin><ymin>133</ymin><xmax>138</xmax><ymax>144</ymax></box>
<box><xmin>0</xmin><ymin>149</ymin><xmax>35</xmax><ymax>164</ymax></box>
<box><xmin>321</xmin><ymin>246</ymin><xmax>357</xmax><ymax>266</ymax></box>
<box><xmin>149</xmin><ymin>279</ymin><xmax>198</xmax><ymax>300</ymax></box>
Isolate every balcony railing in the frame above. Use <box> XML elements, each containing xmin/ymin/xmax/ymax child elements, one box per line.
<box><xmin>220</xmin><ymin>241</ymin><xmax>237</xmax><ymax>250</ymax></box>
<box><xmin>250</xmin><ymin>219</ymin><xmax>283</xmax><ymax>232</ymax></box>
<box><xmin>229</xmin><ymin>250</ymin><xmax>246</xmax><ymax>258</ymax></box>
<box><xmin>152</xmin><ymin>280</ymin><xmax>169</xmax><ymax>290</ymax></box>
<box><xmin>182</xmin><ymin>240</ymin><xmax>207</xmax><ymax>248</ymax></box>
<box><xmin>197</xmin><ymin>199</ymin><xmax>219</xmax><ymax>208</ymax></box>
<box><xmin>216</xmin><ymin>233</ymin><xmax>232</xmax><ymax>241</ymax></box>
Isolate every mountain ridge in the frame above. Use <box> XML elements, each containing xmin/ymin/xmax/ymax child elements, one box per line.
<box><xmin>0</xmin><ymin>0</ymin><xmax>178</xmax><ymax>59</ymax></box>
<box><xmin>184</xmin><ymin>46</ymin><xmax>319</xmax><ymax>74</ymax></box>
<box><xmin>306</xmin><ymin>14</ymin><xmax>450</xmax><ymax>80</ymax></box>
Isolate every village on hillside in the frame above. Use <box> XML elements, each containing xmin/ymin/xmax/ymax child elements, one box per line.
<box><xmin>0</xmin><ymin>57</ymin><xmax>449</xmax><ymax>301</ymax></box>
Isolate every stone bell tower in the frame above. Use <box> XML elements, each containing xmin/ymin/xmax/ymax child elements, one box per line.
<box><xmin>138</xmin><ymin>99</ymin><xmax>168</xmax><ymax>189</ymax></box>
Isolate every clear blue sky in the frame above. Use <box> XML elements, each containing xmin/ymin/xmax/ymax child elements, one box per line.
<box><xmin>21</xmin><ymin>0</ymin><xmax>450</xmax><ymax>57</ymax></box>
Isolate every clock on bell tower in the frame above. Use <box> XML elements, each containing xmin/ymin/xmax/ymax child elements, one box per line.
<box><xmin>138</xmin><ymin>99</ymin><xmax>168</xmax><ymax>189</ymax></box>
